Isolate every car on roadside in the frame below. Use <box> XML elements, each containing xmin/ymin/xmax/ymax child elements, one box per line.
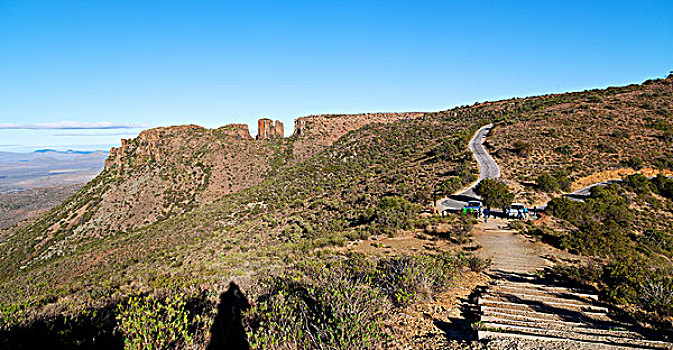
<box><xmin>464</xmin><ymin>200</ymin><xmax>483</xmax><ymax>216</ymax></box>
<box><xmin>507</xmin><ymin>203</ymin><xmax>528</xmax><ymax>219</ymax></box>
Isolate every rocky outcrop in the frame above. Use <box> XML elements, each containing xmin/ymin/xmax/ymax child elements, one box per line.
<box><xmin>257</xmin><ymin>119</ymin><xmax>284</xmax><ymax>139</ymax></box>
<box><xmin>104</xmin><ymin>125</ymin><xmax>205</xmax><ymax>173</ymax></box>
<box><xmin>219</xmin><ymin>124</ymin><xmax>253</xmax><ymax>140</ymax></box>
<box><xmin>104</xmin><ymin>124</ymin><xmax>255</xmax><ymax>173</ymax></box>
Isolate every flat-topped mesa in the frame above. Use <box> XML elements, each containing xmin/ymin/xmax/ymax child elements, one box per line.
<box><xmin>257</xmin><ymin>118</ymin><xmax>284</xmax><ymax>140</ymax></box>
<box><xmin>290</xmin><ymin>112</ymin><xmax>425</xmax><ymax>161</ymax></box>
<box><xmin>292</xmin><ymin>112</ymin><xmax>424</xmax><ymax>137</ymax></box>
<box><xmin>218</xmin><ymin>123</ymin><xmax>253</xmax><ymax>140</ymax></box>
<box><xmin>103</xmin><ymin>124</ymin><xmax>255</xmax><ymax>173</ymax></box>
<box><xmin>104</xmin><ymin>125</ymin><xmax>205</xmax><ymax>172</ymax></box>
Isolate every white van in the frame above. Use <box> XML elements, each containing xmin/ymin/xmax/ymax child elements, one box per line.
<box><xmin>507</xmin><ymin>203</ymin><xmax>528</xmax><ymax>219</ymax></box>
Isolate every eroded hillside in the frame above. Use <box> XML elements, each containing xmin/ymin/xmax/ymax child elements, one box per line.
<box><xmin>9</xmin><ymin>113</ymin><xmax>421</xmax><ymax>242</ymax></box>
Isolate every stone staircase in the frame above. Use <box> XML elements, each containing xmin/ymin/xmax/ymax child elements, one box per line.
<box><xmin>476</xmin><ymin>275</ymin><xmax>673</xmax><ymax>349</ymax></box>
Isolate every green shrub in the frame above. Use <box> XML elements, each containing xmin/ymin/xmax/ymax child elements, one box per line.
<box><xmin>624</xmin><ymin>173</ymin><xmax>654</xmax><ymax>194</ymax></box>
<box><xmin>244</xmin><ymin>253</ymin><xmax>463</xmax><ymax>349</ymax></box>
<box><xmin>373</xmin><ymin>196</ymin><xmax>420</xmax><ymax>236</ymax></box>
<box><xmin>621</xmin><ymin>157</ymin><xmax>644</xmax><ymax>170</ymax></box>
<box><xmin>463</xmin><ymin>255</ymin><xmax>491</xmax><ymax>272</ymax></box>
<box><xmin>116</xmin><ymin>293</ymin><xmax>196</xmax><ymax>350</ymax></box>
<box><xmin>536</xmin><ymin>173</ymin><xmax>559</xmax><ymax>193</ymax></box>
<box><xmin>474</xmin><ymin>179</ymin><xmax>514</xmax><ymax>209</ymax></box>
<box><xmin>512</xmin><ymin>140</ymin><xmax>533</xmax><ymax>157</ymax></box>
<box><xmin>439</xmin><ymin>176</ymin><xmax>462</xmax><ymax>196</ymax></box>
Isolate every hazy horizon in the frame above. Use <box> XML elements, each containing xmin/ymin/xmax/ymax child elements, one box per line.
<box><xmin>1</xmin><ymin>0</ymin><xmax>671</xmax><ymax>152</ymax></box>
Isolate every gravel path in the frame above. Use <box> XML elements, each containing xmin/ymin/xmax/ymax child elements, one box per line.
<box><xmin>471</xmin><ymin>219</ymin><xmax>555</xmax><ymax>274</ymax></box>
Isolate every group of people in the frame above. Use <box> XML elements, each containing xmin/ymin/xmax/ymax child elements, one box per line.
<box><xmin>461</xmin><ymin>206</ymin><xmax>492</xmax><ymax>222</ymax></box>
<box><xmin>460</xmin><ymin>205</ymin><xmax>538</xmax><ymax>223</ymax></box>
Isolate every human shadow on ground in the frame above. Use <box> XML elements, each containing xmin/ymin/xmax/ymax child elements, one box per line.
<box><xmin>434</xmin><ymin>285</ymin><xmax>486</xmax><ymax>341</ymax></box>
<box><xmin>206</xmin><ymin>281</ymin><xmax>251</xmax><ymax>350</ymax></box>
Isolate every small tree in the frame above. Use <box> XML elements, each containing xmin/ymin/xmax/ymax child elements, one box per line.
<box><xmin>474</xmin><ymin>179</ymin><xmax>514</xmax><ymax>209</ymax></box>
<box><xmin>512</xmin><ymin>140</ymin><xmax>533</xmax><ymax>157</ymax></box>
<box><xmin>536</xmin><ymin>173</ymin><xmax>559</xmax><ymax>193</ymax></box>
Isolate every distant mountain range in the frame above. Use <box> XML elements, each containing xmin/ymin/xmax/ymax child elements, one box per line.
<box><xmin>0</xmin><ymin>149</ymin><xmax>108</xmax><ymax>193</ymax></box>
<box><xmin>33</xmin><ymin>149</ymin><xmax>108</xmax><ymax>155</ymax></box>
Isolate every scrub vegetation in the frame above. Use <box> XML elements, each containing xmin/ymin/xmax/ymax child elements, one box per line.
<box><xmin>531</xmin><ymin>174</ymin><xmax>673</xmax><ymax>329</ymax></box>
<box><xmin>1</xmin><ymin>75</ymin><xmax>671</xmax><ymax>348</ymax></box>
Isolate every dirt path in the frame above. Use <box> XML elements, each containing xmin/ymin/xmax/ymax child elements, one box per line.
<box><xmin>470</xmin><ymin>219</ymin><xmax>560</xmax><ymax>274</ymax></box>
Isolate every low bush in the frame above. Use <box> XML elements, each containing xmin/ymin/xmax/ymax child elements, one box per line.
<box><xmin>117</xmin><ymin>293</ymin><xmax>202</xmax><ymax>350</ymax></box>
<box><xmin>535</xmin><ymin>170</ymin><xmax>571</xmax><ymax>193</ymax></box>
<box><xmin>474</xmin><ymin>179</ymin><xmax>514</xmax><ymax>209</ymax></box>
<box><xmin>546</xmin><ymin>178</ymin><xmax>673</xmax><ymax>320</ymax></box>
<box><xmin>373</xmin><ymin>196</ymin><xmax>421</xmax><ymax>236</ymax></box>
<box><xmin>243</xmin><ymin>253</ymin><xmax>471</xmax><ymax>349</ymax></box>
<box><xmin>512</xmin><ymin>140</ymin><xmax>533</xmax><ymax>157</ymax></box>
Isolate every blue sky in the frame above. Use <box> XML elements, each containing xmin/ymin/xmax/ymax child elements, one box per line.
<box><xmin>0</xmin><ymin>0</ymin><xmax>671</xmax><ymax>152</ymax></box>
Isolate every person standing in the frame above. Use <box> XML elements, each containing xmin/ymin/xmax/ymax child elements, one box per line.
<box><xmin>484</xmin><ymin>207</ymin><xmax>490</xmax><ymax>223</ymax></box>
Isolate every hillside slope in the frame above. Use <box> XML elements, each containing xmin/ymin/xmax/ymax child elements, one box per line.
<box><xmin>0</xmin><ymin>109</ymin><xmax>485</xmax><ymax>317</ymax></box>
<box><xmin>1</xmin><ymin>75</ymin><xmax>672</xmax><ymax>349</ymax></box>
<box><xmin>487</xmin><ymin>75</ymin><xmax>673</xmax><ymax>193</ymax></box>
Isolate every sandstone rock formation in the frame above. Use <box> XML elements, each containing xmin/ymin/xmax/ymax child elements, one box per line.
<box><xmin>85</xmin><ymin>113</ymin><xmax>425</xmax><ymax>236</ymax></box>
<box><xmin>256</xmin><ymin>118</ymin><xmax>284</xmax><ymax>139</ymax></box>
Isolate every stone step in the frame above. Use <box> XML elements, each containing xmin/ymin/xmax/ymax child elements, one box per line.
<box><xmin>479</xmin><ymin>322</ymin><xmax>672</xmax><ymax>349</ymax></box>
<box><xmin>489</xmin><ymin>265</ymin><xmax>543</xmax><ymax>270</ymax></box>
<box><xmin>482</xmin><ymin>309</ymin><xmax>629</xmax><ymax>329</ymax></box>
<box><xmin>490</xmin><ymin>284</ymin><xmax>599</xmax><ymax>301</ymax></box>
<box><xmin>479</xmin><ymin>296</ymin><xmax>609</xmax><ymax>313</ymax></box>
<box><xmin>484</xmin><ymin>290</ymin><xmax>600</xmax><ymax>307</ymax></box>
<box><xmin>493</xmin><ymin>280</ymin><xmax>596</xmax><ymax>295</ymax></box>
<box><xmin>481</xmin><ymin>305</ymin><xmax>619</xmax><ymax>327</ymax></box>
<box><xmin>478</xmin><ymin>330</ymin><xmax>669</xmax><ymax>350</ymax></box>
<box><xmin>480</xmin><ymin>315</ymin><xmax>643</xmax><ymax>338</ymax></box>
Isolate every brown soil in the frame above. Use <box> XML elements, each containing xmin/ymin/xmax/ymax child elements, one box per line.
<box><xmin>572</xmin><ymin>167</ymin><xmax>673</xmax><ymax>191</ymax></box>
<box><xmin>470</xmin><ymin>219</ymin><xmax>572</xmax><ymax>274</ymax></box>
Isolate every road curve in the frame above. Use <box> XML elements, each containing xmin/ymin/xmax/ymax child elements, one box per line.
<box><xmin>438</xmin><ymin>124</ymin><xmax>500</xmax><ymax>212</ymax></box>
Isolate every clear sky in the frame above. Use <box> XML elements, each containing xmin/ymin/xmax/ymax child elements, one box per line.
<box><xmin>0</xmin><ymin>0</ymin><xmax>671</xmax><ymax>152</ymax></box>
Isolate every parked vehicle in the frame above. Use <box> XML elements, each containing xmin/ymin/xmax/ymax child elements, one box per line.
<box><xmin>464</xmin><ymin>200</ymin><xmax>483</xmax><ymax>216</ymax></box>
<box><xmin>507</xmin><ymin>203</ymin><xmax>528</xmax><ymax>219</ymax></box>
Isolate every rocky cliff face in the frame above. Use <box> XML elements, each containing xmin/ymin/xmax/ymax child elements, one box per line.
<box><xmin>257</xmin><ymin>119</ymin><xmax>284</xmax><ymax>139</ymax></box>
<box><xmin>104</xmin><ymin>124</ymin><xmax>253</xmax><ymax>173</ymax></box>
<box><xmin>42</xmin><ymin>113</ymin><xmax>424</xmax><ymax>238</ymax></box>
<box><xmin>68</xmin><ymin>122</ymin><xmax>284</xmax><ymax>237</ymax></box>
